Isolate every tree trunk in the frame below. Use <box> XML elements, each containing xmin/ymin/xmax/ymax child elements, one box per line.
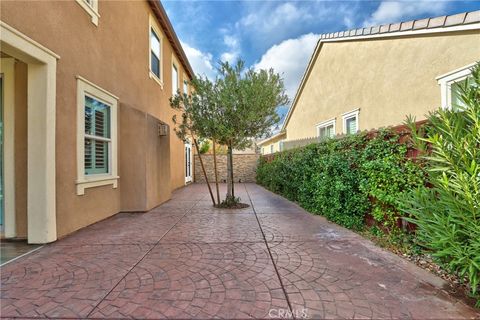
<box><xmin>226</xmin><ymin>144</ymin><xmax>235</xmax><ymax>199</ymax></box>
<box><xmin>212</xmin><ymin>139</ymin><xmax>220</xmax><ymax>204</ymax></box>
<box><xmin>193</xmin><ymin>138</ymin><xmax>216</xmax><ymax>206</ymax></box>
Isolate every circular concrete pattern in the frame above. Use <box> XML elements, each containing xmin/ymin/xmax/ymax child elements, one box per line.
<box><xmin>89</xmin><ymin>243</ymin><xmax>289</xmax><ymax>319</ymax></box>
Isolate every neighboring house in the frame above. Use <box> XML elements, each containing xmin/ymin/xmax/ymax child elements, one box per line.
<box><xmin>258</xmin><ymin>132</ymin><xmax>286</xmax><ymax>155</ymax></box>
<box><xmin>0</xmin><ymin>0</ymin><xmax>194</xmax><ymax>243</ymax></box>
<box><xmin>260</xmin><ymin>11</ymin><xmax>479</xmax><ymax>153</ymax></box>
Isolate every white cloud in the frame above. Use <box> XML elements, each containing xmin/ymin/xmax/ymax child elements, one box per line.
<box><xmin>220</xmin><ymin>35</ymin><xmax>240</xmax><ymax>64</ymax></box>
<box><xmin>363</xmin><ymin>1</ymin><xmax>448</xmax><ymax>27</ymax></box>
<box><xmin>254</xmin><ymin>33</ymin><xmax>320</xmax><ymax>101</ymax></box>
<box><xmin>180</xmin><ymin>41</ymin><xmax>216</xmax><ymax>79</ymax></box>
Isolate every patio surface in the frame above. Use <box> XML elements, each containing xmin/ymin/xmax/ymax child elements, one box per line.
<box><xmin>1</xmin><ymin>183</ymin><xmax>478</xmax><ymax>319</ymax></box>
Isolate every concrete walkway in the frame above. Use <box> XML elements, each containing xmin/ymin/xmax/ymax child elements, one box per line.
<box><xmin>1</xmin><ymin>184</ymin><xmax>478</xmax><ymax>319</ymax></box>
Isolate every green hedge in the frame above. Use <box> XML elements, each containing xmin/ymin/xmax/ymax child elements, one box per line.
<box><xmin>256</xmin><ymin>129</ymin><xmax>425</xmax><ymax>231</ymax></box>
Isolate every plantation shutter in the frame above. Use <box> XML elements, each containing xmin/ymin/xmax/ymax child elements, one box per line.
<box><xmin>346</xmin><ymin>117</ymin><xmax>357</xmax><ymax>134</ymax></box>
<box><xmin>85</xmin><ymin>96</ymin><xmax>111</xmax><ymax>175</ymax></box>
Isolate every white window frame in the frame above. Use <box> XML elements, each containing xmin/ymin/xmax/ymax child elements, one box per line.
<box><xmin>75</xmin><ymin>0</ymin><xmax>100</xmax><ymax>26</ymax></box>
<box><xmin>76</xmin><ymin>76</ymin><xmax>119</xmax><ymax>195</ymax></box>
<box><xmin>436</xmin><ymin>63</ymin><xmax>475</xmax><ymax>110</ymax></box>
<box><xmin>183</xmin><ymin>74</ymin><xmax>189</xmax><ymax>95</ymax></box>
<box><xmin>342</xmin><ymin>109</ymin><xmax>359</xmax><ymax>135</ymax></box>
<box><xmin>270</xmin><ymin>145</ymin><xmax>274</xmax><ymax>154</ymax></box>
<box><xmin>172</xmin><ymin>54</ymin><xmax>180</xmax><ymax>96</ymax></box>
<box><xmin>316</xmin><ymin>118</ymin><xmax>336</xmax><ymax>138</ymax></box>
<box><xmin>149</xmin><ymin>15</ymin><xmax>164</xmax><ymax>88</ymax></box>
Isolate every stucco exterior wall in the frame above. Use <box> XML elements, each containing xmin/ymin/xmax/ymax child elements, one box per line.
<box><xmin>259</xmin><ymin>134</ymin><xmax>285</xmax><ymax>155</ymax></box>
<box><xmin>286</xmin><ymin>30</ymin><xmax>480</xmax><ymax>140</ymax></box>
<box><xmin>1</xmin><ymin>1</ymin><xmax>191</xmax><ymax>238</ymax></box>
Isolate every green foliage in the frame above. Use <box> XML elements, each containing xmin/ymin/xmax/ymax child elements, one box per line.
<box><xmin>199</xmin><ymin>140</ymin><xmax>210</xmax><ymax>154</ymax></box>
<box><xmin>257</xmin><ymin>130</ymin><xmax>424</xmax><ymax>231</ymax></box>
<box><xmin>401</xmin><ymin>62</ymin><xmax>480</xmax><ymax>299</ymax></box>
<box><xmin>359</xmin><ymin>130</ymin><xmax>426</xmax><ymax>232</ymax></box>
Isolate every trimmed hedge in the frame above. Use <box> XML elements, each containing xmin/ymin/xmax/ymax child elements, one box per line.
<box><xmin>256</xmin><ymin>129</ymin><xmax>425</xmax><ymax>231</ymax></box>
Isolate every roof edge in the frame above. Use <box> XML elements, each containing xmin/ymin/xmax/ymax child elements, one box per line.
<box><xmin>148</xmin><ymin>0</ymin><xmax>194</xmax><ymax>79</ymax></box>
<box><xmin>258</xmin><ymin>131</ymin><xmax>286</xmax><ymax>146</ymax></box>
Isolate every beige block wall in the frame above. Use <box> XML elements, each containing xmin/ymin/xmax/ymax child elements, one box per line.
<box><xmin>1</xmin><ymin>0</ymin><xmax>191</xmax><ymax>238</ymax></box>
<box><xmin>194</xmin><ymin>154</ymin><xmax>259</xmax><ymax>183</ymax></box>
<box><xmin>286</xmin><ymin>30</ymin><xmax>480</xmax><ymax>140</ymax></box>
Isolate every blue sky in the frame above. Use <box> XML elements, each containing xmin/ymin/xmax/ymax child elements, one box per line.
<box><xmin>163</xmin><ymin>0</ymin><xmax>480</xmax><ymax>119</ymax></box>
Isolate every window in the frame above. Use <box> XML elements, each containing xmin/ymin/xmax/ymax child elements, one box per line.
<box><xmin>316</xmin><ymin>119</ymin><xmax>335</xmax><ymax>139</ymax></box>
<box><xmin>172</xmin><ymin>64</ymin><xmax>179</xmax><ymax>95</ymax></box>
<box><xmin>437</xmin><ymin>63</ymin><xmax>475</xmax><ymax>110</ymax></box>
<box><xmin>75</xmin><ymin>0</ymin><xmax>99</xmax><ymax>26</ymax></box>
<box><xmin>261</xmin><ymin>147</ymin><xmax>264</xmax><ymax>154</ymax></box>
<box><xmin>279</xmin><ymin>141</ymin><xmax>284</xmax><ymax>152</ymax></box>
<box><xmin>76</xmin><ymin>76</ymin><xmax>118</xmax><ymax>195</ymax></box>
<box><xmin>270</xmin><ymin>145</ymin><xmax>274</xmax><ymax>154</ymax></box>
<box><xmin>342</xmin><ymin>109</ymin><xmax>359</xmax><ymax>135</ymax></box>
<box><xmin>149</xmin><ymin>16</ymin><xmax>163</xmax><ymax>86</ymax></box>
<box><xmin>150</xmin><ymin>28</ymin><xmax>161</xmax><ymax>79</ymax></box>
<box><xmin>84</xmin><ymin>96</ymin><xmax>110</xmax><ymax>175</ymax></box>
<box><xmin>183</xmin><ymin>79</ymin><xmax>188</xmax><ymax>94</ymax></box>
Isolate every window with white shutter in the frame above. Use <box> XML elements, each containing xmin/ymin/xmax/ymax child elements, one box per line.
<box><xmin>342</xmin><ymin>109</ymin><xmax>359</xmax><ymax>135</ymax></box>
<box><xmin>149</xmin><ymin>15</ymin><xmax>163</xmax><ymax>87</ymax></box>
<box><xmin>76</xmin><ymin>76</ymin><xmax>118</xmax><ymax>195</ymax></box>
<box><xmin>84</xmin><ymin>96</ymin><xmax>110</xmax><ymax>175</ymax></box>
<box><xmin>316</xmin><ymin>119</ymin><xmax>336</xmax><ymax>139</ymax></box>
<box><xmin>437</xmin><ymin>63</ymin><xmax>475</xmax><ymax>110</ymax></box>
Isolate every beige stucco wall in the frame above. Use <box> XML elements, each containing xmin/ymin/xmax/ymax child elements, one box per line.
<box><xmin>259</xmin><ymin>134</ymin><xmax>286</xmax><ymax>155</ymax></box>
<box><xmin>286</xmin><ymin>30</ymin><xmax>480</xmax><ymax>140</ymax></box>
<box><xmin>1</xmin><ymin>1</ymin><xmax>191</xmax><ymax>238</ymax></box>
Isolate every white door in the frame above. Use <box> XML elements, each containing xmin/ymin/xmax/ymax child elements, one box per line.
<box><xmin>185</xmin><ymin>141</ymin><xmax>192</xmax><ymax>183</ymax></box>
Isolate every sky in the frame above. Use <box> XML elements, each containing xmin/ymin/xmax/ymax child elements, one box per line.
<box><xmin>163</xmin><ymin>0</ymin><xmax>480</xmax><ymax>120</ymax></box>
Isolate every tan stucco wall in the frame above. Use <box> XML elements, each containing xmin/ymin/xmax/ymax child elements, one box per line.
<box><xmin>259</xmin><ymin>134</ymin><xmax>285</xmax><ymax>155</ymax></box>
<box><xmin>1</xmin><ymin>1</ymin><xmax>191</xmax><ymax>238</ymax></box>
<box><xmin>286</xmin><ymin>30</ymin><xmax>480</xmax><ymax>140</ymax></box>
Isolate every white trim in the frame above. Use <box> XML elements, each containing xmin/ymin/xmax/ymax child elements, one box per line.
<box><xmin>149</xmin><ymin>15</ymin><xmax>164</xmax><ymax>88</ymax></box>
<box><xmin>0</xmin><ymin>58</ymin><xmax>16</xmax><ymax>238</ymax></box>
<box><xmin>316</xmin><ymin>118</ymin><xmax>336</xmax><ymax>138</ymax></box>
<box><xmin>75</xmin><ymin>0</ymin><xmax>100</xmax><ymax>26</ymax></box>
<box><xmin>172</xmin><ymin>54</ymin><xmax>180</xmax><ymax>96</ymax></box>
<box><xmin>342</xmin><ymin>109</ymin><xmax>359</xmax><ymax>134</ymax></box>
<box><xmin>437</xmin><ymin>63</ymin><xmax>474</xmax><ymax>109</ymax></box>
<box><xmin>76</xmin><ymin>76</ymin><xmax>119</xmax><ymax>195</ymax></box>
<box><xmin>184</xmin><ymin>140</ymin><xmax>192</xmax><ymax>184</ymax></box>
<box><xmin>257</xmin><ymin>131</ymin><xmax>286</xmax><ymax>146</ymax></box>
<box><xmin>1</xmin><ymin>21</ymin><xmax>59</xmax><ymax>243</ymax></box>
<box><xmin>281</xmin><ymin>23</ymin><xmax>480</xmax><ymax>132</ymax></box>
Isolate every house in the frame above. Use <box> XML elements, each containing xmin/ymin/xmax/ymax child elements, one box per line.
<box><xmin>0</xmin><ymin>0</ymin><xmax>195</xmax><ymax>243</ymax></box>
<box><xmin>259</xmin><ymin>11</ymin><xmax>480</xmax><ymax>153</ymax></box>
<box><xmin>258</xmin><ymin>132</ymin><xmax>285</xmax><ymax>155</ymax></box>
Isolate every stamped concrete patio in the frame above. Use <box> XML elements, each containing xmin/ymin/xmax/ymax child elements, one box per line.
<box><xmin>1</xmin><ymin>183</ymin><xmax>478</xmax><ymax>319</ymax></box>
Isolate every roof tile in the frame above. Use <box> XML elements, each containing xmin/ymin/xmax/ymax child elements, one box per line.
<box><xmin>371</xmin><ymin>25</ymin><xmax>380</xmax><ymax>34</ymax></box>
<box><xmin>379</xmin><ymin>24</ymin><xmax>390</xmax><ymax>33</ymax></box>
<box><xmin>413</xmin><ymin>18</ymin><xmax>430</xmax><ymax>30</ymax></box>
<box><xmin>428</xmin><ymin>16</ymin><xmax>447</xmax><ymax>28</ymax></box>
<box><xmin>400</xmin><ymin>20</ymin><xmax>414</xmax><ymax>31</ymax></box>
<box><xmin>445</xmin><ymin>12</ymin><xmax>467</xmax><ymax>26</ymax></box>
<box><xmin>465</xmin><ymin>10</ymin><xmax>480</xmax><ymax>24</ymax></box>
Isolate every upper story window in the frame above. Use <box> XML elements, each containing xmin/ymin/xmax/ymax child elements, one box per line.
<box><xmin>150</xmin><ymin>29</ymin><xmax>161</xmax><ymax>79</ymax></box>
<box><xmin>76</xmin><ymin>76</ymin><xmax>118</xmax><ymax>195</ymax></box>
<box><xmin>183</xmin><ymin>79</ymin><xmax>188</xmax><ymax>94</ymax></box>
<box><xmin>75</xmin><ymin>0</ymin><xmax>100</xmax><ymax>26</ymax></box>
<box><xmin>172</xmin><ymin>64</ymin><xmax>179</xmax><ymax>95</ymax></box>
<box><xmin>437</xmin><ymin>63</ymin><xmax>474</xmax><ymax>111</ymax></box>
<box><xmin>149</xmin><ymin>16</ymin><xmax>163</xmax><ymax>87</ymax></box>
<box><xmin>342</xmin><ymin>109</ymin><xmax>359</xmax><ymax>135</ymax></box>
<box><xmin>316</xmin><ymin>118</ymin><xmax>335</xmax><ymax>139</ymax></box>
<box><xmin>270</xmin><ymin>145</ymin><xmax>274</xmax><ymax>154</ymax></box>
